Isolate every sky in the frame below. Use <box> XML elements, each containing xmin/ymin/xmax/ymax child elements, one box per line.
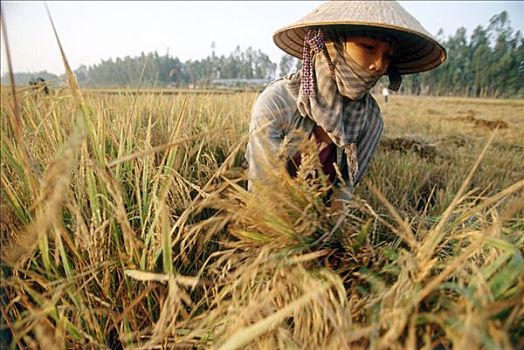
<box><xmin>1</xmin><ymin>1</ymin><xmax>523</xmax><ymax>75</ymax></box>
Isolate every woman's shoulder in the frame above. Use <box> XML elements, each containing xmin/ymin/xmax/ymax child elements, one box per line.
<box><xmin>358</xmin><ymin>92</ymin><xmax>382</xmax><ymax>114</ymax></box>
<box><xmin>259</xmin><ymin>73</ymin><xmax>299</xmax><ymax>101</ymax></box>
<box><xmin>371</xmin><ymin>93</ymin><xmax>384</xmax><ymax>111</ymax></box>
<box><xmin>364</xmin><ymin>93</ymin><xmax>384</xmax><ymax>122</ymax></box>
<box><xmin>253</xmin><ymin>73</ymin><xmax>301</xmax><ymax>115</ymax></box>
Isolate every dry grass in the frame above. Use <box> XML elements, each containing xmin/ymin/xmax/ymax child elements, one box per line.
<box><xmin>1</xmin><ymin>84</ymin><xmax>523</xmax><ymax>350</ymax></box>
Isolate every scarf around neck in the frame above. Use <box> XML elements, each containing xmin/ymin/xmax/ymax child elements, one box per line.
<box><xmin>295</xmin><ymin>31</ymin><xmax>383</xmax><ymax>185</ymax></box>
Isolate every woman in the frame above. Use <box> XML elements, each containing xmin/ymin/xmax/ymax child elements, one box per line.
<box><xmin>246</xmin><ymin>1</ymin><xmax>446</xmax><ymax>209</ymax></box>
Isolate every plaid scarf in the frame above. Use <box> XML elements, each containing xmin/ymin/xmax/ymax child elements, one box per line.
<box><xmin>297</xmin><ymin>29</ymin><xmax>383</xmax><ymax>184</ymax></box>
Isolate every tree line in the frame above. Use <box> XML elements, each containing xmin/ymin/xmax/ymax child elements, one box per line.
<box><xmin>401</xmin><ymin>11</ymin><xmax>523</xmax><ymax>98</ymax></box>
<box><xmin>2</xmin><ymin>11</ymin><xmax>522</xmax><ymax>97</ymax></box>
<box><xmin>73</xmin><ymin>45</ymin><xmax>277</xmax><ymax>88</ymax></box>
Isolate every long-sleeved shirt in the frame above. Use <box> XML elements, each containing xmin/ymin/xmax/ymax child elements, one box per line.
<box><xmin>246</xmin><ymin>74</ymin><xmax>384</xmax><ymax>198</ymax></box>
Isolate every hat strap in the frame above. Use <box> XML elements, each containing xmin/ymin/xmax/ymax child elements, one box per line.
<box><xmin>301</xmin><ymin>28</ymin><xmax>334</xmax><ymax>97</ymax></box>
<box><xmin>387</xmin><ymin>64</ymin><xmax>402</xmax><ymax>91</ymax></box>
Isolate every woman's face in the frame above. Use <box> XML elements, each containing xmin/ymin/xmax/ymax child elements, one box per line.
<box><xmin>344</xmin><ymin>36</ymin><xmax>394</xmax><ymax>76</ymax></box>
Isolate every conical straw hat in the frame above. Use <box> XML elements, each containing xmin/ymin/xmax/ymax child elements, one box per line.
<box><xmin>273</xmin><ymin>1</ymin><xmax>446</xmax><ymax>74</ymax></box>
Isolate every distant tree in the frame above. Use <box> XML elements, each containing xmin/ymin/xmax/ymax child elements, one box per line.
<box><xmin>29</xmin><ymin>77</ymin><xmax>49</xmax><ymax>95</ymax></box>
<box><xmin>295</xmin><ymin>59</ymin><xmax>303</xmax><ymax>72</ymax></box>
<box><xmin>279</xmin><ymin>55</ymin><xmax>297</xmax><ymax>77</ymax></box>
<box><xmin>1</xmin><ymin>71</ymin><xmax>59</xmax><ymax>86</ymax></box>
<box><xmin>469</xmin><ymin>25</ymin><xmax>491</xmax><ymax>96</ymax></box>
<box><xmin>401</xmin><ymin>11</ymin><xmax>523</xmax><ymax>98</ymax></box>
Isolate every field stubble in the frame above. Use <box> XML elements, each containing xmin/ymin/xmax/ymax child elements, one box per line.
<box><xmin>0</xmin><ymin>86</ymin><xmax>523</xmax><ymax>349</ymax></box>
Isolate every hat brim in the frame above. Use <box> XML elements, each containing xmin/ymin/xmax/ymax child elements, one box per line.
<box><xmin>273</xmin><ymin>23</ymin><xmax>447</xmax><ymax>75</ymax></box>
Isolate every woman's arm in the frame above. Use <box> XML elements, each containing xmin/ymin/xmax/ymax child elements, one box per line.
<box><xmin>246</xmin><ymin>81</ymin><xmax>297</xmax><ymax>187</ymax></box>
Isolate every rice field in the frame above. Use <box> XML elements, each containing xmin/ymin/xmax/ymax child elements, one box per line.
<box><xmin>1</xmin><ymin>82</ymin><xmax>523</xmax><ymax>349</ymax></box>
